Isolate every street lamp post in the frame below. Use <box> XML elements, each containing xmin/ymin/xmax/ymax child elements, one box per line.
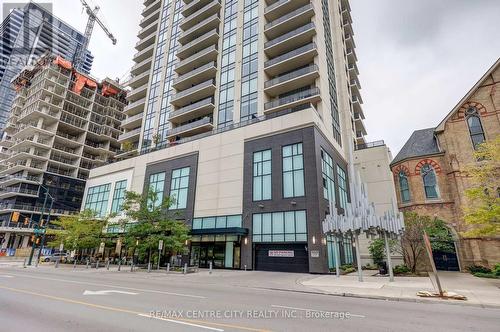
<box><xmin>36</xmin><ymin>198</ymin><xmax>54</xmax><ymax>263</ymax></box>
<box><xmin>27</xmin><ymin>182</ymin><xmax>54</xmax><ymax>266</ymax></box>
<box><xmin>27</xmin><ymin>192</ymin><xmax>48</xmax><ymax>266</ymax></box>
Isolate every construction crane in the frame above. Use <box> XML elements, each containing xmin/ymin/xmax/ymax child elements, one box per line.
<box><xmin>74</xmin><ymin>0</ymin><xmax>117</xmax><ymax>71</ymax></box>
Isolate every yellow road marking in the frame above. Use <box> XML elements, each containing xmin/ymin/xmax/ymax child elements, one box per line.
<box><xmin>0</xmin><ymin>285</ymin><xmax>271</xmax><ymax>332</ymax></box>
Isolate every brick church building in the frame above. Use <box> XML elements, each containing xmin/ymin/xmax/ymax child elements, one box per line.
<box><xmin>390</xmin><ymin>59</ymin><xmax>500</xmax><ymax>271</ymax></box>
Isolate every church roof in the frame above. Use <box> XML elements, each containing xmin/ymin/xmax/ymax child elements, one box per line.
<box><xmin>391</xmin><ymin>128</ymin><xmax>440</xmax><ymax>165</ymax></box>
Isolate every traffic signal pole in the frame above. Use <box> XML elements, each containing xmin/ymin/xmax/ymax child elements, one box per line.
<box><xmin>28</xmin><ymin>192</ymin><xmax>48</xmax><ymax>266</ymax></box>
<box><xmin>36</xmin><ymin>199</ymin><xmax>53</xmax><ymax>263</ymax></box>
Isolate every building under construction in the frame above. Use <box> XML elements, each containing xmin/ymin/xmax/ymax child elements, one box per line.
<box><xmin>0</xmin><ymin>54</ymin><xmax>126</xmax><ymax>251</ymax></box>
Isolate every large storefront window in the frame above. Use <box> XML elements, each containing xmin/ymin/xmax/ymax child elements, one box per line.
<box><xmin>282</xmin><ymin>143</ymin><xmax>305</xmax><ymax>198</ymax></box>
<box><xmin>149</xmin><ymin>172</ymin><xmax>165</xmax><ymax>208</ymax></box>
<box><xmin>110</xmin><ymin>180</ymin><xmax>127</xmax><ymax>214</ymax></box>
<box><xmin>253</xmin><ymin>149</ymin><xmax>271</xmax><ymax>201</ymax></box>
<box><xmin>190</xmin><ymin>235</ymin><xmax>241</xmax><ymax>269</ymax></box>
<box><xmin>84</xmin><ymin>183</ymin><xmax>110</xmax><ymax>217</ymax></box>
<box><xmin>252</xmin><ymin>210</ymin><xmax>307</xmax><ymax>242</ymax></box>
<box><xmin>169</xmin><ymin>167</ymin><xmax>190</xmax><ymax>209</ymax></box>
<box><xmin>326</xmin><ymin>235</ymin><xmax>353</xmax><ymax>269</ymax></box>
<box><xmin>192</xmin><ymin>215</ymin><xmax>242</xmax><ymax>229</ymax></box>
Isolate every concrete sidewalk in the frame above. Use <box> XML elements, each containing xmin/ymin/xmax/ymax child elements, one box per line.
<box><xmin>300</xmin><ymin>270</ymin><xmax>500</xmax><ymax>308</ymax></box>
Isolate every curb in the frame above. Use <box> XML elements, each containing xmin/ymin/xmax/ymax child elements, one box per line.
<box><xmin>252</xmin><ymin>286</ymin><xmax>500</xmax><ymax>310</ymax></box>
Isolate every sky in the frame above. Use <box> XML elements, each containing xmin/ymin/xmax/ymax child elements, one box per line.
<box><xmin>23</xmin><ymin>0</ymin><xmax>500</xmax><ymax>155</ymax></box>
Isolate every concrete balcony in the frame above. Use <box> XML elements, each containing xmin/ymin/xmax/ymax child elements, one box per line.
<box><xmin>351</xmin><ymin>95</ymin><xmax>364</xmax><ymax>115</ymax></box>
<box><xmin>176</xmin><ymin>29</ymin><xmax>219</xmax><ymax>60</ymax></box>
<box><xmin>11</xmin><ymin>136</ymin><xmax>52</xmax><ymax>151</ymax></box>
<box><xmin>118</xmin><ymin>128</ymin><xmax>141</xmax><ymax>143</ymax></box>
<box><xmin>182</xmin><ymin>0</ymin><xmax>215</xmax><ymax>17</ymax></box>
<box><xmin>178</xmin><ymin>13</ymin><xmax>220</xmax><ymax>45</ymax></box>
<box><xmin>5</xmin><ymin>149</ymin><xmax>49</xmax><ymax>164</ymax></box>
<box><xmin>264</xmin><ymin>22</ymin><xmax>316</xmax><ymax>58</ymax></box>
<box><xmin>264</xmin><ymin>3</ymin><xmax>315</xmax><ymax>39</ymax></box>
<box><xmin>140</xmin><ymin>6</ymin><xmax>160</xmax><ymax>28</ymax></box>
<box><xmin>344</xmin><ymin>33</ymin><xmax>355</xmax><ymax>50</ymax></box>
<box><xmin>137</xmin><ymin>19</ymin><xmax>158</xmax><ymax>40</ymax></box>
<box><xmin>124</xmin><ymin>97</ymin><xmax>146</xmax><ymax>116</ymax></box>
<box><xmin>170</xmin><ymin>79</ymin><xmax>216</xmax><ymax>107</ymax></box>
<box><xmin>264</xmin><ymin>87</ymin><xmax>320</xmax><ymax>114</ymax></box>
<box><xmin>133</xmin><ymin>43</ymin><xmax>155</xmax><ymax>63</ymax></box>
<box><xmin>142</xmin><ymin>0</ymin><xmax>161</xmax><ymax>18</ymax></box>
<box><xmin>264</xmin><ymin>42</ymin><xmax>317</xmax><ymax>76</ymax></box>
<box><xmin>127</xmin><ymin>83</ymin><xmax>148</xmax><ymax>103</ymax></box>
<box><xmin>120</xmin><ymin>112</ymin><xmax>144</xmax><ymax>130</ymax></box>
<box><xmin>172</xmin><ymin>61</ymin><xmax>217</xmax><ymax>90</ymax></box>
<box><xmin>175</xmin><ymin>45</ymin><xmax>218</xmax><ymax>75</ymax></box>
<box><xmin>13</xmin><ymin>124</ymin><xmax>54</xmax><ymax>141</ymax></box>
<box><xmin>264</xmin><ymin>0</ymin><xmax>310</xmax><ymax>21</ymax></box>
<box><xmin>0</xmin><ymin>160</ymin><xmax>45</xmax><ymax>175</ymax></box>
<box><xmin>180</xmin><ymin>0</ymin><xmax>221</xmax><ymax>31</ymax></box>
<box><xmin>0</xmin><ymin>137</ymin><xmax>14</xmax><ymax>147</ymax></box>
<box><xmin>347</xmin><ymin>63</ymin><xmax>359</xmax><ymax>79</ymax></box>
<box><xmin>0</xmin><ymin>174</ymin><xmax>41</xmax><ymax>187</ymax></box>
<box><xmin>166</xmin><ymin>117</ymin><xmax>213</xmax><ymax>139</ymax></box>
<box><xmin>264</xmin><ymin>64</ymin><xmax>319</xmax><ymax>97</ymax></box>
<box><xmin>343</xmin><ymin>19</ymin><xmax>353</xmax><ymax>37</ymax></box>
<box><xmin>128</xmin><ymin>70</ymin><xmax>150</xmax><ymax>89</ymax></box>
<box><xmin>131</xmin><ymin>57</ymin><xmax>152</xmax><ymax>76</ymax></box>
<box><xmin>18</xmin><ymin>103</ymin><xmax>60</xmax><ymax>124</ymax></box>
<box><xmin>346</xmin><ymin>48</ymin><xmax>357</xmax><ymax>65</ymax></box>
<box><xmin>0</xmin><ymin>187</ymin><xmax>39</xmax><ymax>199</ymax></box>
<box><xmin>135</xmin><ymin>30</ymin><xmax>156</xmax><ymax>51</ymax></box>
<box><xmin>350</xmin><ymin>78</ymin><xmax>361</xmax><ymax>95</ymax></box>
<box><xmin>169</xmin><ymin>97</ymin><xmax>214</xmax><ymax>124</ymax></box>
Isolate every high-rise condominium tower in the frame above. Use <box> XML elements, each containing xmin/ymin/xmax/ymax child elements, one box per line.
<box><xmin>0</xmin><ymin>3</ymin><xmax>93</xmax><ymax>131</ymax></box>
<box><xmin>86</xmin><ymin>0</ymin><xmax>368</xmax><ymax>273</ymax></box>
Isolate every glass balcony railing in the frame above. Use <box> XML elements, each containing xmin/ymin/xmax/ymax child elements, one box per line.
<box><xmin>264</xmin><ymin>87</ymin><xmax>320</xmax><ymax>110</ymax></box>
<box><xmin>265</xmin><ymin>43</ymin><xmax>316</xmax><ymax>68</ymax></box>
<box><xmin>265</xmin><ymin>64</ymin><xmax>318</xmax><ymax>88</ymax></box>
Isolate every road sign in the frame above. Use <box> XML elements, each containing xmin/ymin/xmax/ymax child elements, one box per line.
<box><xmin>158</xmin><ymin>240</ymin><xmax>163</xmax><ymax>250</ymax></box>
<box><xmin>98</xmin><ymin>242</ymin><xmax>105</xmax><ymax>254</ymax></box>
<box><xmin>33</xmin><ymin>228</ymin><xmax>46</xmax><ymax>235</ymax></box>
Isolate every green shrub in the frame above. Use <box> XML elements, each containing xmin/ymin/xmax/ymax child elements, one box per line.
<box><xmin>368</xmin><ymin>239</ymin><xmax>385</xmax><ymax>267</ymax></box>
<box><xmin>467</xmin><ymin>265</ymin><xmax>492</xmax><ymax>274</ymax></box>
<box><xmin>473</xmin><ymin>272</ymin><xmax>500</xmax><ymax>279</ymax></box>
<box><xmin>493</xmin><ymin>263</ymin><xmax>500</xmax><ymax>276</ymax></box>
<box><xmin>343</xmin><ymin>267</ymin><xmax>356</xmax><ymax>274</ymax></box>
<box><xmin>393</xmin><ymin>264</ymin><xmax>410</xmax><ymax>275</ymax></box>
<box><xmin>340</xmin><ymin>264</ymin><xmax>353</xmax><ymax>271</ymax></box>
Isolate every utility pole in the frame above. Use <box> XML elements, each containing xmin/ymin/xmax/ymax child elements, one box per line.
<box><xmin>36</xmin><ymin>199</ymin><xmax>54</xmax><ymax>263</ymax></box>
<box><xmin>28</xmin><ymin>192</ymin><xmax>48</xmax><ymax>266</ymax></box>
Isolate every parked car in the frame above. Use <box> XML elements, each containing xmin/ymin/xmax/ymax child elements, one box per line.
<box><xmin>40</xmin><ymin>252</ymin><xmax>68</xmax><ymax>263</ymax></box>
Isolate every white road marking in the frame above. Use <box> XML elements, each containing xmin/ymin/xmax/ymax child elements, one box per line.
<box><xmin>138</xmin><ymin>313</ymin><xmax>224</xmax><ymax>331</ymax></box>
<box><xmin>271</xmin><ymin>304</ymin><xmax>366</xmax><ymax>318</ymax></box>
<box><xmin>83</xmin><ymin>290</ymin><xmax>138</xmax><ymax>296</ymax></box>
<box><xmin>5</xmin><ymin>272</ymin><xmax>206</xmax><ymax>299</ymax></box>
<box><xmin>0</xmin><ymin>275</ymin><xmax>13</xmax><ymax>278</ymax></box>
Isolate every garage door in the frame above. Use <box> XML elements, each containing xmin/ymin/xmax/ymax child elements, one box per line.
<box><xmin>254</xmin><ymin>244</ymin><xmax>309</xmax><ymax>273</ymax></box>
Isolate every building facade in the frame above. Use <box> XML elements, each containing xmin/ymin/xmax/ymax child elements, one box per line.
<box><xmin>390</xmin><ymin>59</ymin><xmax>500</xmax><ymax>270</ymax></box>
<box><xmin>0</xmin><ymin>55</ymin><xmax>125</xmax><ymax>253</ymax></box>
<box><xmin>0</xmin><ymin>2</ymin><xmax>93</xmax><ymax>131</ymax></box>
<box><xmin>84</xmin><ymin>0</ymin><xmax>370</xmax><ymax>273</ymax></box>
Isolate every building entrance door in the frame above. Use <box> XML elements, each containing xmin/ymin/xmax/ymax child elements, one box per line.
<box><xmin>198</xmin><ymin>243</ymin><xmax>225</xmax><ymax>268</ymax></box>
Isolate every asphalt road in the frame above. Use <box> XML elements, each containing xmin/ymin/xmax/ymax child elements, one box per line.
<box><xmin>0</xmin><ymin>265</ymin><xmax>498</xmax><ymax>332</ymax></box>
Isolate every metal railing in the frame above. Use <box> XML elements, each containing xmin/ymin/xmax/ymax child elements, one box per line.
<box><xmin>180</xmin><ymin>13</ymin><xmax>220</xmax><ymax>40</ymax></box>
<box><xmin>171</xmin><ymin>79</ymin><xmax>215</xmax><ymax>101</ymax></box>
<box><xmin>119</xmin><ymin>128</ymin><xmax>141</xmax><ymax>141</ymax></box>
<box><xmin>265</xmin><ymin>3</ymin><xmax>313</xmax><ymax>30</ymax></box>
<box><xmin>121</xmin><ymin>112</ymin><xmax>144</xmax><ymax>125</ymax></box>
<box><xmin>265</xmin><ymin>43</ymin><xmax>316</xmax><ymax>68</ymax></box>
<box><xmin>178</xmin><ymin>29</ymin><xmax>218</xmax><ymax>53</ymax></box>
<box><xmin>264</xmin><ymin>87</ymin><xmax>320</xmax><ymax>110</ymax></box>
<box><xmin>354</xmin><ymin>141</ymin><xmax>385</xmax><ymax>151</ymax></box>
<box><xmin>125</xmin><ymin>97</ymin><xmax>147</xmax><ymax>110</ymax></box>
<box><xmin>265</xmin><ymin>22</ymin><xmax>315</xmax><ymax>49</ymax></box>
<box><xmin>168</xmin><ymin>117</ymin><xmax>212</xmax><ymax>136</ymax></box>
<box><xmin>265</xmin><ymin>64</ymin><xmax>318</xmax><ymax>88</ymax></box>
<box><xmin>170</xmin><ymin>97</ymin><xmax>214</xmax><ymax>119</ymax></box>
<box><xmin>173</xmin><ymin>62</ymin><xmax>216</xmax><ymax>85</ymax></box>
<box><xmin>0</xmin><ymin>187</ymin><xmax>39</xmax><ymax>195</ymax></box>
<box><xmin>175</xmin><ymin>45</ymin><xmax>217</xmax><ymax>70</ymax></box>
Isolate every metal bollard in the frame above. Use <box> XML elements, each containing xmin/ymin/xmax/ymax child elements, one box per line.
<box><xmin>130</xmin><ymin>262</ymin><xmax>134</xmax><ymax>272</ymax></box>
<box><xmin>118</xmin><ymin>260</ymin><xmax>121</xmax><ymax>271</ymax></box>
<box><xmin>23</xmin><ymin>258</ymin><xmax>27</xmax><ymax>268</ymax></box>
<box><xmin>166</xmin><ymin>263</ymin><xmax>170</xmax><ymax>273</ymax></box>
<box><xmin>73</xmin><ymin>260</ymin><xmax>77</xmax><ymax>269</ymax></box>
<box><xmin>86</xmin><ymin>260</ymin><xmax>89</xmax><ymax>269</ymax></box>
<box><xmin>244</xmin><ymin>264</ymin><xmax>247</xmax><ymax>271</ymax></box>
<box><xmin>209</xmin><ymin>261</ymin><xmax>212</xmax><ymax>274</ymax></box>
<box><xmin>148</xmin><ymin>262</ymin><xmax>151</xmax><ymax>273</ymax></box>
<box><xmin>96</xmin><ymin>260</ymin><xmax>99</xmax><ymax>269</ymax></box>
<box><xmin>106</xmin><ymin>260</ymin><xmax>110</xmax><ymax>270</ymax></box>
<box><xmin>35</xmin><ymin>258</ymin><xmax>39</xmax><ymax>268</ymax></box>
<box><xmin>183</xmin><ymin>263</ymin><xmax>187</xmax><ymax>275</ymax></box>
<box><xmin>55</xmin><ymin>259</ymin><xmax>59</xmax><ymax>268</ymax></box>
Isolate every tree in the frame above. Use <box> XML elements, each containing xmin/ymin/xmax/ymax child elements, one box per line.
<box><xmin>399</xmin><ymin>212</ymin><xmax>453</xmax><ymax>273</ymax></box>
<box><xmin>48</xmin><ymin>209</ymin><xmax>107</xmax><ymax>253</ymax></box>
<box><xmin>463</xmin><ymin>137</ymin><xmax>500</xmax><ymax>237</ymax></box>
<box><xmin>120</xmin><ymin>189</ymin><xmax>190</xmax><ymax>264</ymax></box>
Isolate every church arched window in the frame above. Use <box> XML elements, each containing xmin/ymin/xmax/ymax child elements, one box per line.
<box><xmin>465</xmin><ymin>107</ymin><xmax>485</xmax><ymax>149</ymax></box>
<box><xmin>398</xmin><ymin>171</ymin><xmax>410</xmax><ymax>203</ymax></box>
<box><xmin>421</xmin><ymin>164</ymin><xmax>439</xmax><ymax>199</ymax></box>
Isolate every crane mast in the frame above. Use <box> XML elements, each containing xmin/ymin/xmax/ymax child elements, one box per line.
<box><xmin>74</xmin><ymin>0</ymin><xmax>117</xmax><ymax>71</ymax></box>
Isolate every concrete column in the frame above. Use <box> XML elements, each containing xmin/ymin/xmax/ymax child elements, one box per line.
<box><xmin>21</xmin><ymin>235</ymin><xmax>30</xmax><ymax>248</ymax></box>
<box><xmin>1</xmin><ymin>233</ymin><xmax>10</xmax><ymax>249</ymax></box>
<box><xmin>12</xmin><ymin>235</ymin><xmax>21</xmax><ymax>249</ymax></box>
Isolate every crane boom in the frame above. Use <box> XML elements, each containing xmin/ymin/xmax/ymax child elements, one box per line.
<box><xmin>74</xmin><ymin>0</ymin><xmax>117</xmax><ymax>71</ymax></box>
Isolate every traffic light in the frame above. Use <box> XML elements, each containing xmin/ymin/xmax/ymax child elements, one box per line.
<box><xmin>11</xmin><ymin>211</ymin><xmax>20</xmax><ymax>222</ymax></box>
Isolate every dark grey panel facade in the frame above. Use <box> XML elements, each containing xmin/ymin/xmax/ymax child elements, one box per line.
<box><xmin>241</xmin><ymin>126</ymin><xmax>348</xmax><ymax>273</ymax></box>
<box><xmin>143</xmin><ymin>152</ymin><xmax>199</xmax><ymax>225</ymax></box>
